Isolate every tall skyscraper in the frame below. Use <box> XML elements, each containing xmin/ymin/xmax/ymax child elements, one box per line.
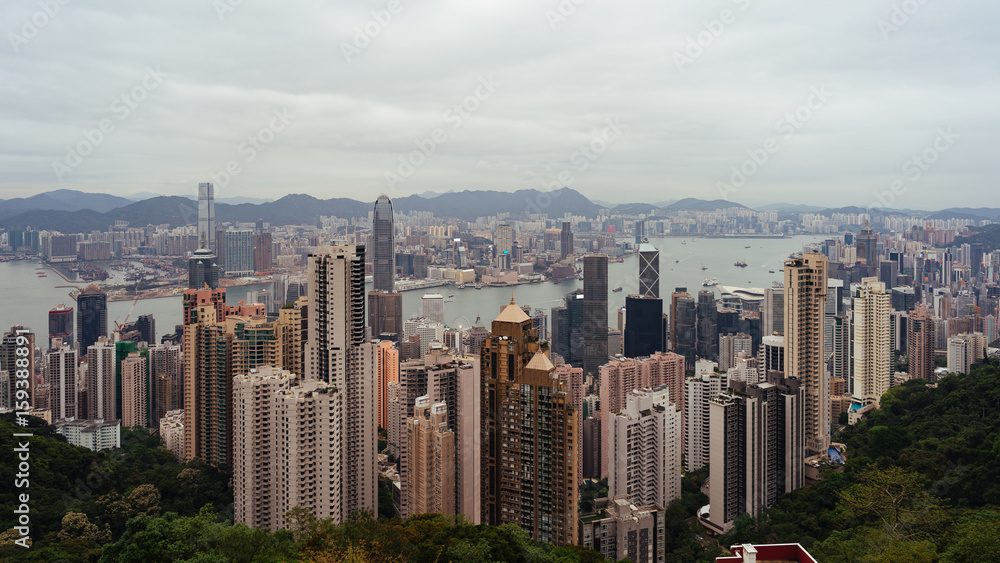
<box><xmin>198</xmin><ymin>182</ymin><xmax>216</xmax><ymax>253</ymax></box>
<box><xmin>1</xmin><ymin>327</ymin><xmax>35</xmax><ymax>411</ymax></box>
<box><xmin>84</xmin><ymin>337</ymin><xmax>116</xmax><ymax>421</ymax></box>
<box><xmin>783</xmin><ymin>253</ymin><xmax>829</xmax><ymax>454</ymax></box>
<box><xmin>856</xmin><ymin>221</ymin><xmax>877</xmax><ymax>278</ymax></box>
<box><xmin>77</xmin><ymin>284</ymin><xmax>108</xmax><ymax>352</ymax></box>
<box><xmin>670</xmin><ymin>289</ymin><xmax>696</xmax><ymax>365</ymax></box>
<box><xmin>481</xmin><ymin>298</ymin><xmax>577</xmax><ymax>544</ymax></box>
<box><xmin>405</xmin><ymin>396</ymin><xmax>456</xmax><ymax>518</ymax></box>
<box><xmin>306</xmin><ymin>244</ymin><xmax>378</xmax><ymax>520</ymax></box>
<box><xmin>48</xmin><ymin>304</ymin><xmax>73</xmax><ymax>349</ymax></box>
<box><xmin>421</xmin><ymin>293</ymin><xmax>446</xmax><ymax>325</ymax></box>
<box><xmin>696</xmin><ymin>290</ymin><xmax>719</xmax><ymax>361</ymax></box>
<box><xmin>188</xmin><ymin>248</ymin><xmax>221</xmax><ymax>289</ymax></box>
<box><xmin>368</xmin><ymin>291</ymin><xmax>402</xmax><ymax>342</ymax></box>
<box><xmin>46</xmin><ymin>340</ymin><xmax>77</xmax><ymax>421</ymax></box>
<box><xmin>377</xmin><ymin>340</ymin><xmax>399</xmax><ymax>430</ymax></box>
<box><xmin>551</xmin><ymin>289</ymin><xmax>585</xmax><ymax>365</ymax></box>
<box><xmin>851</xmin><ymin>278</ymin><xmax>891</xmax><ymax>408</ymax></box>
<box><xmin>719</xmin><ymin>332</ymin><xmax>753</xmax><ymax>371</ymax></box>
<box><xmin>583</xmin><ymin>255</ymin><xmax>609</xmax><ymax>379</ymax></box>
<box><xmin>224</xmin><ymin>229</ymin><xmax>256</xmax><ymax>277</ymax></box>
<box><xmin>623</xmin><ymin>294</ymin><xmax>665</xmax><ymax>358</ymax></box>
<box><xmin>494</xmin><ymin>223</ymin><xmax>514</xmax><ymax>266</ymax></box>
<box><xmin>560</xmin><ymin>222</ymin><xmax>574</xmax><ymax>260</ymax></box>
<box><xmin>684</xmin><ymin>370</ymin><xmax>727</xmax><ymax>471</ymax></box>
<box><xmin>135</xmin><ymin>314</ymin><xmax>155</xmax><ymax>346</ymax></box>
<box><xmin>607</xmin><ymin>386</ymin><xmax>681</xmax><ymax>509</ymax></box>
<box><xmin>373</xmin><ymin>195</ymin><xmax>395</xmax><ymax>292</ymax></box>
<box><xmin>638</xmin><ymin>243</ymin><xmax>660</xmax><ymax>298</ymax></box>
<box><xmin>707</xmin><ymin>373</ymin><xmax>804</xmax><ymax>534</ymax></box>
<box><xmin>395</xmin><ymin>346</ymin><xmax>480</xmax><ymax>521</ymax></box>
<box><xmin>763</xmin><ymin>287</ymin><xmax>784</xmax><ymax>337</ymax></box>
<box><xmin>121</xmin><ymin>352</ymin><xmax>148</xmax><ymax>428</ymax></box>
<box><xmin>233</xmin><ymin>367</ymin><xmax>342</xmax><ymax>531</ymax></box>
<box><xmin>907</xmin><ymin>305</ymin><xmax>935</xmax><ymax>382</ymax></box>
<box><xmin>183</xmin><ymin>303</ymin><xmax>232</xmax><ymax>467</ymax></box>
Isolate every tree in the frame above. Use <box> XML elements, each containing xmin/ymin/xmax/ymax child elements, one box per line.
<box><xmin>58</xmin><ymin>512</ymin><xmax>110</xmax><ymax>543</ymax></box>
<box><xmin>838</xmin><ymin>466</ymin><xmax>941</xmax><ymax>541</ymax></box>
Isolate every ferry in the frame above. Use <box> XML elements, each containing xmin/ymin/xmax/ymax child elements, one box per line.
<box><xmin>734</xmin><ymin>259</ymin><xmax>748</xmax><ymax>268</ymax></box>
<box><xmin>612</xmin><ymin>287</ymin><xmax>623</xmax><ymax>293</ymax></box>
<box><xmin>702</xmin><ymin>277</ymin><xmax>718</xmax><ymax>287</ymax></box>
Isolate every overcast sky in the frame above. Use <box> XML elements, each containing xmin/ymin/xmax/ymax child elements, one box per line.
<box><xmin>2</xmin><ymin>1</ymin><xmax>997</xmax><ymax>209</ymax></box>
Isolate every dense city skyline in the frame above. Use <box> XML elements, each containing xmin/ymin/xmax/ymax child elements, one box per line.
<box><xmin>3</xmin><ymin>2</ymin><xmax>998</xmax><ymax>208</ymax></box>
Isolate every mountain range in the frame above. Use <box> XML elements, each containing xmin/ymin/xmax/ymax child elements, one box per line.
<box><xmin>0</xmin><ymin>189</ymin><xmax>996</xmax><ymax>231</ymax></box>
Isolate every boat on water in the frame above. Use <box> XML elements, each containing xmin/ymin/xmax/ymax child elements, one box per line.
<box><xmin>702</xmin><ymin>277</ymin><xmax>718</xmax><ymax>287</ymax></box>
<box><xmin>734</xmin><ymin>259</ymin><xmax>748</xmax><ymax>268</ymax></box>
<box><xmin>745</xmin><ymin>245</ymin><xmax>751</xmax><ymax>248</ymax></box>
<box><xmin>701</xmin><ymin>264</ymin><xmax>707</xmax><ymax>270</ymax></box>
<box><xmin>612</xmin><ymin>287</ymin><xmax>623</xmax><ymax>293</ymax></box>
<box><xmin>769</xmin><ymin>270</ymin><xmax>775</xmax><ymax>273</ymax></box>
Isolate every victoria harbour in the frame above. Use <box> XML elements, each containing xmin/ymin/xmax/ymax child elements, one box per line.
<box><xmin>0</xmin><ymin>235</ymin><xmax>817</xmax><ymax>340</ymax></box>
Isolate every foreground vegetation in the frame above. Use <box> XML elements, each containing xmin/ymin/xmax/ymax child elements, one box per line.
<box><xmin>3</xmin><ymin>358</ymin><xmax>1000</xmax><ymax>561</ymax></box>
<box><xmin>720</xmin><ymin>358</ymin><xmax>1000</xmax><ymax>562</ymax></box>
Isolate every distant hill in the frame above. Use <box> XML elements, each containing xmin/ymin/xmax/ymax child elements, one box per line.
<box><xmin>0</xmin><ymin>189</ymin><xmax>132</xmax><ymax>220</ymax></box>
<box><xmin>951</xmin><ymin>224</ymin><xmax>1000</xmax><ymax>251</ymax></box>
<box><xmin>613</xmin><ymin>203</ymin><xmax>663</xmax><ymax>216</ymax></box>
<box><xmin>0</xmin><ymin>187</ymin><xmax>602</xmax><ymax>230</ymax></box>
<box><xmin>663</xmin><ymin>198</ymin><xmax>748</xmax><ymax>212</ymax></box>
<box><xmin>930</xmin><ymin>207</ymin><xmax>1000</xmax><ymax>222</ymax></box>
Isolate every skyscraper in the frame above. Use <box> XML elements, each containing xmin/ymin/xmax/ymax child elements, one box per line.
<box><xmin>696</xmin><ymin>290</ymin><xmax>719</xmax><ymax>361</ymax></box>
<box><xmin>907</xmin><ymin>305</ymin><xmax>935</xmax><ymax>382</ymax></box>
<box><xmin>851</xmin><ymin>278</ymin><xmax>891</xmax><ymax>407</ymax></box>
<box><xmin>783</xmin><ymin>253</ymin><xmax>829</xmax><ymax>454</ymax></box>
<box><xmin>224</xmin><ymin>229</ymin><xmax>256</xmax><ymax>277</ymax></box>
<box><xmin>373</xmin><ymin>195</ymin><xmax>395</xmax><ymax>292</ymax></box>
<box><xmin>405</xmin><ymin>397</ymin><xmax>456</xmax><ymax>518</ymax></box>
<box><xmin>188</xmin><ymin>248</ymin><xmax>221</xmax><ymax>289</ymax></box>
<box><xmin>856</xmin><ymin>221</ymin><xmax>877</xmax><ymax>278</ymax></box>
<box><xmin>46</xmin><ymin>340</ymin><xmax>77</xmax><ymax>421</ymax></box>
<box><xmin>183</xmin><ymin>303</ymin><xmax>232</xmax><ymax>467</ymax></box>
<box><xmin>623</xmin><ymin>294</ymin><xmax>665</xmax><ymax>358</ymax></box>
<box><xmin>84</xmin><ymin>337</ymin><xmax>116</xmax><ymax>421</ymax></box>
<box><xmin>48</xmin><ymin>304</ymin><xmax>73</xmax><ymax>349</ymax></box>
<box><xmin>763</xmin><ymin>287</ymin><xmax>784</xmax><ymax>337</ymax></box>
<box><xmin>481</xmin><ymin>298</ymin><xmax>577</xmax><ymax>544</ymax></box>
<box><xmin>670</xmin><ymin>289</ymin><xmax>696</xmax><ymax>365</ymax></box>
<box><xmin>638</xmin><ymin>243</ymin><xmax>660</xmax><ymax>298</ymax></box>
<box><xmin>707</xmin><ymin>373</ymin><xmax>804</xmax><ymax>534</ymax></box>
<box><xmin>560</xmin><ymin>221</ymin><xmax>574</xmax><ymax>260</ymax></box>
<box><xmin>121</xmin><ymin>352</ymin><xmax>148</xmax><ymax>428</ymax></box>
<box><xmin>198</xmin><ymin>182</ymin><xmax>216</xmax><ymax>253</ymax></box>
<box><xmin>551</xmin><ymin>289</ymin><xmax>585</xmax><ymax>365</ymax></box>
<box><xmin>233</xmin><ymin>367</ymin><xmax>342</xmax><ymax>531</ymax></box>
<box><xmin>135</xmin><ymin>314</ymin><xmax>155</xmax><ymax>346</ymax></box>
<box><xmin>583</xmin><ymin>255</ymin><xmax>609</xmax><ymax>379</ymax></box>
<box><xmin>1</xmin><ymin>327</ymin><xmax>35</xmax><ymax>411</ymax></box>
<box><xmin>607</xmin><ymin>386</ymin><xmax>681</xmax><ymax>509</ymax></box>
<box><xmin>368</xmin><ymin>291</ymin><xmax>402</xmax><ymax>342</ymax></box>
<box><xmin>377</xmin><ymin>340</ymin><xmax>399</xmax><ymax>430</ymax></box>
<box><xmin>77</xmin><ymin>284</ymin><xmax>108</xmax><ymax>352</ymax></box>
<box><xmin>421</xmin><ymin>293</ymin><xmax>446</xmax><ymax>325</ymax></box>
<box><xmin>306</xmin><ymin>244</ymin><xmax>378</xmax><ymax>520</ymax></box>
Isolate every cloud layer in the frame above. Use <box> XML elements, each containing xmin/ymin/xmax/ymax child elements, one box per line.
<box><xmin>2</xmin><ymin>0</ymin><xmax>997</xmax><ymax>209</ymax></box>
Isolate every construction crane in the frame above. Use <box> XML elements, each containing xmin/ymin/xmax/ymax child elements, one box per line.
<box><xmin>114</xmin><ymin>295</ymin><xmax>141</xmax><ymax>335</ymax></box>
